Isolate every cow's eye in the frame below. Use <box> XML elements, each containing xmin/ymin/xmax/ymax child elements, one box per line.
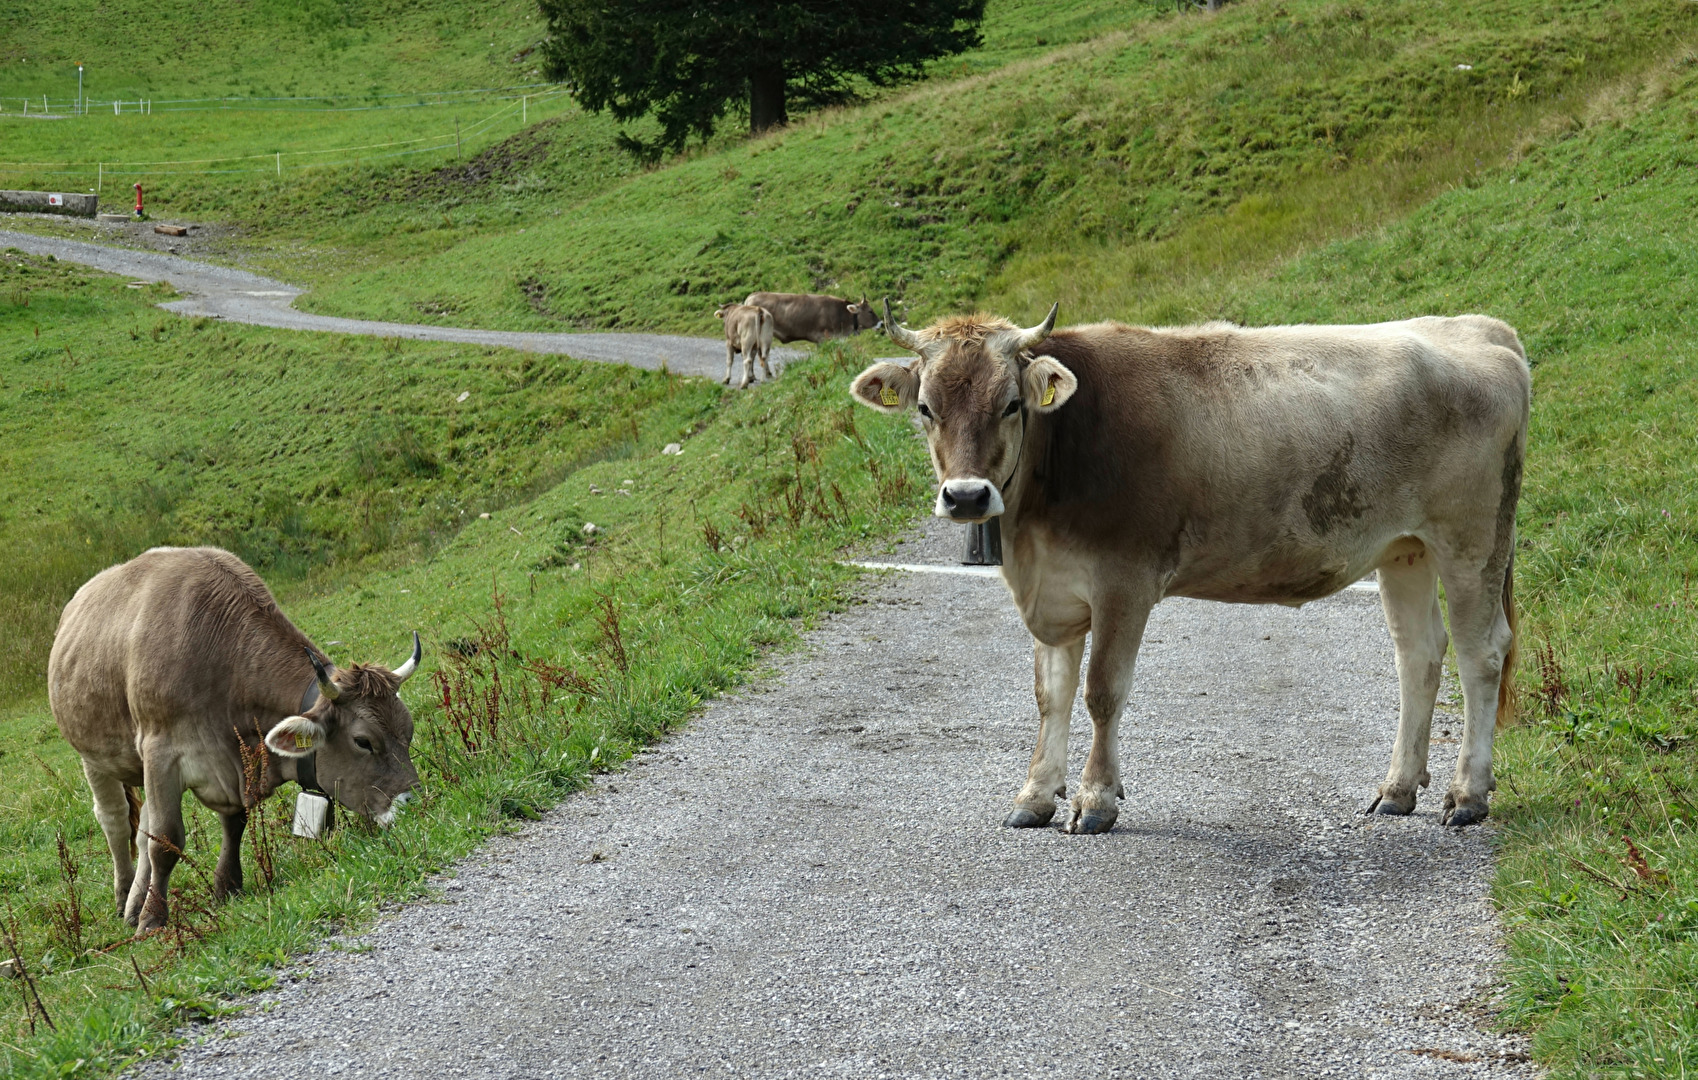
<box><xmin>917</xmin><ymin>403</ymin><xmax>933</xmax><ymax>420</ymax></box>
<box><xmin>1002</xmin><ymin>399</ymin><xmax>1021</xmax><ymax>417</ymax></box>
<box><xmin>354</xmin><ymin>735</ymin><xmax>375</xmax><ymax>753</ymax></box>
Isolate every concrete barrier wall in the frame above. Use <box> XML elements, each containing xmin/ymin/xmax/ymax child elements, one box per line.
<box><xmin>0</xmin><ymin>190</ymin><xmax>99</xmax><ymax>218</ymax></box>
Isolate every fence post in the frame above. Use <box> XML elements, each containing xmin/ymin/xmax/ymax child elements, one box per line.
<box><xmin>98</xmin><ymin>163</ymin><xmax>102</xmax><ymax>193</ymax></box>
<box><xmin>276</xmin><ymin>152</ymin><xmax>281</xmax><ymax>177</ymax></box>
<box><xmin>522</xmin><ymin>95</ymin><xmax>527</xmax><ymax>124</ymax></box>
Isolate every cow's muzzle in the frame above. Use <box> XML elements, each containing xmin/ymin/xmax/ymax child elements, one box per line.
<box><xmin>936</xmin><ymin>479</ymin><xmax>1004</xmax><ymax>523</ymax></box>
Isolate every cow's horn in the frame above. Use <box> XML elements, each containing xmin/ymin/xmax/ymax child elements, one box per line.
<box><xmin>883</xmin><ymin>297</ymin><xmax>922</xmax><ymax>352</ymax></box>
<box><xmin>307</xmin><ymin>647</ymin><xmax>342</xmax><ymax>702</ymax></box>
<box><xmin>1014</xmin><ymin>302</ymin><xmax>1059</xmax><ymax>351</ymax></box>
<box><xmin>393</xmin><ymin>631</ymin><xmax>421</xmax><ymax>683</ymax></box>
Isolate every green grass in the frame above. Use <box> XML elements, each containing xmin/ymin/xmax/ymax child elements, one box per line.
<box><xmin>0</xmin><ymin>0</ymin><xmax>1164</xmax><ymax>293</ymax></box>
<box><xmin>0</xmin><ymin>245</ymin><xmax>731</xmax><ymax>703</ymax></box>
<box><xmin>0</xmin><ymin>0</ymin><xmax>547</xmax><ymax>99</ymax></box>
<box><xmin>281</xmin><ymin>0</ymin><xmax>1696</xmax><ymax>333</ymax></box>
<box><xmin>0</xmin><ymin>255</ymin><xmax>931</xmax><ymax>1075</ymax></box>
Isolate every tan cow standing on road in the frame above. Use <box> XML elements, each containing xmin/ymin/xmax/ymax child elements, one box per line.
<box><xmin>49</xmin><ymin>547</ymin><xmax>422</xmax><ymax>933</ymax></box>
<box><xmin>715</xmin><ymin>302</ymin><xmax>775</xmax><ymax>389</ymax></box>
<box><xmin>852</xmin><ymin>303</ymin><xmax>1528</xmax><ymax>832</ymax></box>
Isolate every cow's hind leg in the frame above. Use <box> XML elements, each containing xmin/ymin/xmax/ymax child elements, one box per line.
<box><xmin>82</xmin><ymin>762</ymin><xmax>137</xmax><ymax>916</ymax></box>
<box><xmin>1433</xmin><ymin>547</ymin><xmax>1515</xmax><ymax>826</ymax></box>
<box><xmin>1069</xmin><ymin>592</ymin><xmax>1156</xmax><ymax>835</ymax></box>
<box><xmin>132</xmin><ymin>748</ymin><xmax>186</xmax><ymax>934</ymax></box>
<box><xmin>215</xmin><ymin>809</ymin><xmax>247</xmax><ymax>901</ymax></box>
<box><xmin>1006</xmin><ymin>636</ymin><xmax>1085</xmax><ymax>828</ymax></box>
<box><xmin>1369</xmin><ymin>545</ymin><xmax>1447</xmax><ymax>816</ymax></box>
<box><xmin>757</xmin><ymin>342</ymin><xmax>774</xmax><ymax>382</ymax></box>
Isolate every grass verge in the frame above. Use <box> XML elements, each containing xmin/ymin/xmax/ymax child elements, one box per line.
<box><xmin>0</xmin><ymin>312</ymin><xmax>930</xmax><ymax>1074</ymax></box>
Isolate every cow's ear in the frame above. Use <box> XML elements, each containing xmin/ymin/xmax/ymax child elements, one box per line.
<box><xmin>850</xmin><ymin>361</ymin><xmax>919</xmax><ymax>413</ymax></box>
<box><xmin>266</xmin><ymin>715</ymin><xmax>328</xmax><ymax>758</ymax></box>
<box><xmin>1023</xmin><ymin>355</ymin><xmax>1077</xmax><ymax>413</ymax></box>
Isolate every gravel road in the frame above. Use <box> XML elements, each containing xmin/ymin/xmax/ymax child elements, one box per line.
<box><xmin>139</xmin><ymin>518</ymin><xmax>1534</xmax><ymax>1079</ymax></box>
<box><xmin>0</xmin><ymin>228</ymin><xmax>796</xmax><ymax>379</ymax></box>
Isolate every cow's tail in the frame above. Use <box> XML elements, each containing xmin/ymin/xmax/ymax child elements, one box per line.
<box><xmin>1497</xmin><ymin>548</ymin><xmax>1518</xmax><ymax>728</ymax></box>
<box><xmin>125</xmin><ymin>785</ymin><xmax>143</xmax><ymax>858</ymax></box>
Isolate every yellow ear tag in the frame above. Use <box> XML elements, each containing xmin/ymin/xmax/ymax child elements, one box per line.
<box><xmin>295</xmin><ymin>733</ymin><xmax>313</xmax><ymax>750</ymax></box>
<box><xmin>1041</xmin><ymin>383</ymin><xmax>1056</xmax><ymax>407</ymax></box>
<box><xmin>880</xmin><ymin>386</ymin><xmax>900</xmax><ymax>407</ymax></box>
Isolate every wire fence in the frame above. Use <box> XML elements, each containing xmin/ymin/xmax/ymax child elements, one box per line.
<box><xmin>0</xmin><ymin>81</ymin><xmax>562</xmax><ymax>117</ymax></box>
<box><xmin>0</xmin><ymin>89</ymin><xmax>572</xmax><ymax>185</ymax></box>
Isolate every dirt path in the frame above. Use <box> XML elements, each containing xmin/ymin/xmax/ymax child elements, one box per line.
<box><xmin>0</xmin><ymin>229</ymin><xmax>795</xmax><ymax>379</ymax></box>
<box><xmin>140</xmin><ymin>518</ymin><xmax>1533</xmax><ymax>1079</ymax></box>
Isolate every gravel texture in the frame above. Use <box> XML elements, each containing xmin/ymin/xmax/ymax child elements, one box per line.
<box><xmin>0</xmin><ymin>228</ymin><xmax>800</xmax><ymax>379</ymax></box>
<box><xmin>138</xmin><ymin>517</ymin><xmax>1534</xmax><ymax>1079</ymax></box>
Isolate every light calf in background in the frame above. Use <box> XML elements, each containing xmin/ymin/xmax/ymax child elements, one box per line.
<box><xmin>49</xmin><ymin>546</ymin><xmax>422</xmax><ymax>934</ymax></box>
<box><xmin>716</xmin><ymin>302</ymin><xmax>775</xmax><ymax>388</ymax></box>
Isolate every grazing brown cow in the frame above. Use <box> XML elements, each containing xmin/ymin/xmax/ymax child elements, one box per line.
<box><xmin>714</xmin><ymin>302</ymin><xmax>775</xmax><ymax>388</ymax></box>
<box><xmin>852</xmin><ymin>302</ymin><xmax>1528</xmax><ymax>833</ymax></box>
<box><xmin>744</xmin><ymin>291</ymin><xmax>880</xmax><ymax>344</ymax></box>
<box><xmin>49</xmin><ymin>547</ymin><xmax>421</xmax><ymax>933</ymax></box>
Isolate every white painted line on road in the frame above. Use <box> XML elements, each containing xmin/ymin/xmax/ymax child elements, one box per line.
<box><xmin>847</xmin><ymin>560</ymin><xmax>1382</xmax><ymax>594</ymax></box>
<box><xmin>843</xmin><ymin>560</ymin><xmax>1001</xmax><ymax>578</ymax></box>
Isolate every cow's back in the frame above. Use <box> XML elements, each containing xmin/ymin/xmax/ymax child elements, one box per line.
<box><xmin>49</xmin><ymin>547</ymin><xmax>306</xmax><ymax>776</ymax></box>
<box><xmin>1015</xmin><ymin>316</ymin><xmax>1529</xmax><ymax>603</ymax></box>
<box><xmin>745</xmin><ymin>291</ymin><xmax>852</xmax><ymax>343</ymax></box>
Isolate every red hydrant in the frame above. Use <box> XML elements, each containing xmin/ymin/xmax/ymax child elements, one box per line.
<box><xmin>133</xmin><ymin>182</ymin><xmax>144</xmax><ymax>219</ymax></box>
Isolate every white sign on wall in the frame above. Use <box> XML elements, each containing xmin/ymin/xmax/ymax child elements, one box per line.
<box><xmin>47</xmin><ymin>193</ymin><xmax>64</xmax><ymax>206</ymax></box>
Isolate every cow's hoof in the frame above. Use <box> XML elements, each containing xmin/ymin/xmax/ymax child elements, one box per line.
<box><xmin>1440</xmin><ymin>795</ymin><xmax>1489</xmax><ymax>827</ymax></box>
<box><xmin>1374</xmin><ymin>795</ymin><xmax>1415</xmax><ymax>816</ymax></box>
<box><xmin>1066</xmin><ymin>811</ymin><xmax>1116</xmax><ymax>835</ymax></box>
<box><xmin>1003</xmin><ymin>807</ymin><xmax>1052</xmax><ymax>829</ymax></box>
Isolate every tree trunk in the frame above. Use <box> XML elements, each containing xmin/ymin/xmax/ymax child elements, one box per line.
<box><xmin>750</xmin><ymin>64</ymin><xmax>787</xmax><ymax>135</ymax></box>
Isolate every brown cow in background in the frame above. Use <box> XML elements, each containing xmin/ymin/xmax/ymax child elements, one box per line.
<box><xmin>49</xmin><ymin>547</ymin><xmax>421</xmax><ymax>934</ymax></box>
<box><xmin>745</xmin><ymin>291</ymin><xmax>880</xmax><ymax>344</ymax></box>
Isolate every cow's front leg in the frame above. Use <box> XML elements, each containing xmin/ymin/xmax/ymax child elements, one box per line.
<box><xmin>723</xmin><ymin>343</ymin><xmax>737</xmax><ymax>385</ymax></box>
<box><xmin>1006</xmin><ymin>636</ymin><xmax>1085</xmax><ymax>828</ymax></box>
<box><xmin>1069</xmin><ymin>593</ymin><xmax>1155</xmax><ymax>835</ymax></box>
<box><xmin>214</xmin><ymin>809</ymin><xmax>247</xmax><ymax>901</ymax></box>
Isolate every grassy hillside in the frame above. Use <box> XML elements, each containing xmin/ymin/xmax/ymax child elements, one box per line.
<box><xmin>0</xmin><ymin>247</ymin><xmax>728</xmax><ymax>703</ymax></box>
<box><xmin>0</xmin><ymin>0</ymin><xmax>1155</xmax><ymax>289</ymax></box>
<box><xmin>0</xmin><ymin>0</ymin><xmax>546</xmax><ymax>98</ymax></box>
<box><xmin>293</xmin><ymin>0</ymin><xmax>1697</xmax><ymax>332</ymax></box>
